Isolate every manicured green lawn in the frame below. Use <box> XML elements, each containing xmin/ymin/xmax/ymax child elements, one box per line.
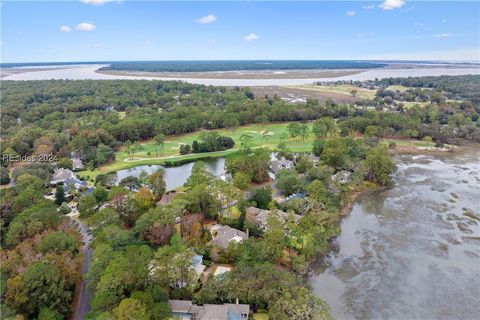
<box><xmin>382</xmin><ymin>139</ymin><xmax>434</xmax><ymax>148</ymax></box>
<box><xmin>79</xmin><ymin>122</ymin><xmax>316</xmax><ymax>179</ymax></box>
<box><xmin>127</xmin><ymin>122</ymin><xmax>316</xmax><ymax>160</ymax></box>
<box><xmin>77</xmin><ymin>121</ymin><xmax>437</xmax><ymax>181</ymax></box>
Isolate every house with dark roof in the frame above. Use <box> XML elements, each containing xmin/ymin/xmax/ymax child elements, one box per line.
<box><xmin>63</xmin><ymin>177</ymin><xmax>88</xmax><ymax>193</ymax></box>
<box><xmin>168</xmin><ymin>300</ymin><xmax>249</xmax><ymax>320</ymax></box>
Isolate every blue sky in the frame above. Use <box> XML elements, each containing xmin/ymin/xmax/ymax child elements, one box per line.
<box><xmin>1</xmin><ymin>1</ymin><xmax>479</xmax><ymax>62</ymax></box>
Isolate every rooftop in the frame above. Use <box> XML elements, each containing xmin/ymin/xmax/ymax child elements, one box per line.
<box><xmin>246</xmin><ymin>206</ymin><xmax>301</xmax><ymax>231</ymax></box>
<box><xmin>168</xmin><ymin>300</ymin><xmax>249</xmax><ymax>320</ymax></box>
<box><xmin>270</xmin><ymin>159</ymin><xmax>294</xmax><ymax>174</ymax></box>
<box><xmin>51</xmin><ymin>168</ymin><xmax>75</xmax><ymax>185</ymax></box>
<box><xmin>211</xmin><ymin>225</ymin><xmax>248</xmax><ymax>249</ymax></box>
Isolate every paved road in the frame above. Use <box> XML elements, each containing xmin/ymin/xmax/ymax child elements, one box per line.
<box><xmin>73</xmin><ymin>219</ymin><xmax>93</xmax><ymax>320</ymax></box>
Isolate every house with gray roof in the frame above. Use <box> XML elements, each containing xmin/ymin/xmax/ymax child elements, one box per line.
<box><xmin>246</xmin><ymin>207</ymin><xmax>301</xmax><ymax>231</ymax></box>
<box><xmin>50</xmin><ymin>168</ymin><xmax>75</xmax><ymax>185</ymax></box>
<box><xmin>210</xmin><ymin>225</ymin><xmax>248</xmax><ymax>249</ymax></box>
<box><xmin>168</xmin><ymin>300</ymin><xmax>249</xmax><ymax>320</ymax></box>
<box><xmin>270</xmin><ymin>159</ymin><xmax>294</xmax><ymax>175</ymax></box>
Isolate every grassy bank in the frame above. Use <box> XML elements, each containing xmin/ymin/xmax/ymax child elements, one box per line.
<box><xmin>78</xmin><ymin>122</ymin><xmax>436</xmax><ymax>180</ymax></box>
<box><xmin>286</xmin><ymin>84</ymin><xmax>377</xmax><ymax>100</ymax></box>
<box><xmin>78</xmin><ymin>122</ymin><xmax>317</xmax><ymax>179</ymax></box>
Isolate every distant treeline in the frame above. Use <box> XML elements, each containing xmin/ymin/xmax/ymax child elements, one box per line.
<box><xmin>100</xmin><ymin>60</ymin><xmax>385</xmax><ymax>72</ymax></box>
<box><xmin>1</xmin><ymin>75</ymin><xmax>479</xmax><ymax>170</ymax></box>
<box><xmin>375</xmin><ymin>74</ymin><xmax>480</xmax><ymax>103</ymax></box>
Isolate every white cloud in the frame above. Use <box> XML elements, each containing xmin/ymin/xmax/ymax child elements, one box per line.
<box><xmin>208</xmin><ymin>38</ymin><xmax>217</xmax><ymax>44</ymax></box>
<box><xmin>59</xmin><ymin>25</ymin><xmax>72</xmax><ymax>32</ymax></box>
<box><xmin>76</xmin><ymin>23</ymin><xmax>96</xmax><ymax>31</ymax></box>
<box><xmin>346</xmin><ymin>11</ymin><xmax>356</xmax><ymax>17</ymax></box>
<box><xmin>379</xmin><ymin>0</ymin><xmax>406</xmax><ymax>10</ymax></box>
<box><xmin>195</xmin><ymin>14</ymin><xmax>217</xmax><ymax>24</ymax></box>
<box><xmin>244</xmin><ymin>33</ymin><xmax>259</xmax><ymax>42</ymax></box>
<box><xmin>363</xmin><ymin>4</ymin><xmax>375</xmax><ymax>10</ymax></box>
<box><xmin>81</xmin><ymin>0</ymin><xmax>113</xmax><ymax>5</ymax></box>
<box><xmin>435</xmin><ymin>33</ymin><xmax>454</xmax><ymax>38</ymax></box>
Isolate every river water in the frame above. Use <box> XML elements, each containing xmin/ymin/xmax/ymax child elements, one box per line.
<box><xmin>2</xmin><ymin>64</ymin><xmax>479</xmax><ymax>86</ymax></box>
<box><xmin>310</xmin><ymin>147</ymin><xmax>480</xmax><ymax>320</ymax></box>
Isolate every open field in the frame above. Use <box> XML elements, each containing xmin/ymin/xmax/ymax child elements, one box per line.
<box><xmin>400</xmin><ymin>101</ymin><xmax>430</xmax><ymax>109</ymax></box>
<box><xmin>387</xmin><ymin>84</ymin><xmax>409</xmax><ymax>92</ymax></box>
<box><xmin>285</xmin><ymin>84</ymin><xmax>377</xmax><ymax>100</ymax></box>
<box><xmin>78</xmin><ymin>122</ymin><xmax>436</xmax><ymax>180</ymax></box>
<box><xmin>250</xmin><ymin>85</ymin><xmax>364</xmax><ymax>104</ymax></box>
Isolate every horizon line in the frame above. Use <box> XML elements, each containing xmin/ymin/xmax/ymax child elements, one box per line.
<box><xmin>2</xmin><ymin>59</ymin><xmax>480</xmax><ymax>65</ymax></box>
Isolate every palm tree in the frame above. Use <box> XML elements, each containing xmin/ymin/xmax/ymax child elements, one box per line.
<box><xmin>124</xmin><ymin>140</ymin><xmax>133</xmax><ymax>160</ymax></box>
<box><xmin>239</xmin><ymin>134</ymin><xmax>253</xmax><ymax>151</ymax></box>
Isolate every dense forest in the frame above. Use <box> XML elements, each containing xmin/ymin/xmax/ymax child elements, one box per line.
<box><xmin>0</xmin><ymin>170</ymin><xmax>83</xmax><ymax>319</ymax></box>
<box><xmin>100</xmin><ymin>60</ymin><xmax>385</xmax><ymax>72</ymax></box>
<box><xmin>0</xmin><ymin>75</ymin><xmax>479</xmax><ymax>319</ymax></box>
<box><xmin>1</xmin><ymin>75</ymin><xmax>479</xmax><ymax>172</ymax></box>
<box><xmin>374</xmin><ymin>74</ymin><xmax>480</xmax><ymax>103</ymax></box>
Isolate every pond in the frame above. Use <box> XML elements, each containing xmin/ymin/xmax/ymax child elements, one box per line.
<box><xmin>114</xmin><ymin>157</ymin><xmax>226</xmax><ymax>191</ymax></box>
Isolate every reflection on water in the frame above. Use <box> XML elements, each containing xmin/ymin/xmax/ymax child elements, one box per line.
<box><xmin>311</xmin><ymin>148</ymin><xmax>480</xmax><ymax>320</ymax></box>
<box><xmin>115</xmin><ymin>158</ymin><xmax>225</xmax><ymax>191</ymax></box>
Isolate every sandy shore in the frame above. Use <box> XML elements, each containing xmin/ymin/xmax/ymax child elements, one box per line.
<box><xmin>96</xmin><ymin>68</ymin><xmax>365</xmax><ymax>79</ymax></box>
<box><xmin>0</xmin><ymin>67</ymin><xmax>62</xmax><ymax>79</ymax></box>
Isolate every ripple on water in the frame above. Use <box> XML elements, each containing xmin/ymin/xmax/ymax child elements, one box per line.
<box><xmin>310</xmin><ymin>148</ymin><xmax>480</xmax><ymax>319</ymax></box>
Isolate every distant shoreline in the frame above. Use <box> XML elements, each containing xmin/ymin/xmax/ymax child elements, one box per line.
<box><xmin>1</xmin><ymin>63</ymin><xmax>479</xmax><ymax>86</ymax></box>
<box><xmin>96</xmin><ymin>68</ymin><xmax>365</xmax><ymax>79</ymax></box>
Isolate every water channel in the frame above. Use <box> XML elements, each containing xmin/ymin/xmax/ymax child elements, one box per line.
<box><xmin>310</xmin><ymin>147</ymin><xmax>480</xmax><ymax>319</ymax></box>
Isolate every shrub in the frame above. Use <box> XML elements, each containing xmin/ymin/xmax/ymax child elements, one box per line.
<box><xmin>179</xmin><ymin>144</ymin><xmax>191</xmax><ymax>155</ymax></box>
<box><xmin>233</xmin><ymin>172</ymin><xmax>251</xmax><ymax>190</ymax></box>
